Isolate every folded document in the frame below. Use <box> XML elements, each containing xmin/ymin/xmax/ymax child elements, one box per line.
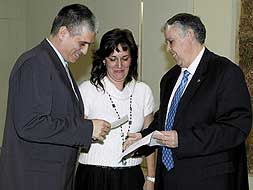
<box><xmin>110</xmin><ymin>115</ymin><xmax>128</xmax><ymax>130</ymax></box>
<box><xmin>119</xmin><ymin>130</ymin><xmax>164</xmax><ymax>161</ymax></box>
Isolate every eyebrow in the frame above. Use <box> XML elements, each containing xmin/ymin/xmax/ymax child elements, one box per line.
<box><xmin>109</xmin><ymin>54</ymin><xmax>129</xmax><ymax>57</ymax></box>
<box><xmin>80</xmin><ymin>41</ymin><xmax>94</xmax><ymax>45</ymax></box>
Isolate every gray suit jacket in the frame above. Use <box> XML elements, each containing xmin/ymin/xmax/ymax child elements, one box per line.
<box><xmin>0</xmin><ymin>39</ymin><xmax>93</xmax><ymax>190</ymax></box>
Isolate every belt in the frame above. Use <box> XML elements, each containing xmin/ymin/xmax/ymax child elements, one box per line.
<box><xmin>81</xmin><ymin>164</ymin><xmax>140</xmax><ymax>170</ymax></box>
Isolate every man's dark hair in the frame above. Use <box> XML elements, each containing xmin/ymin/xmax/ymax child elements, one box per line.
<box><xmin>50</xmin><ymin>4</ymin><xmax>98</xmax><ymax>36</ymax></box>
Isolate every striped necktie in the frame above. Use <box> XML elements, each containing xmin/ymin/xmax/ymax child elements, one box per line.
<box><xmin>162</xmin><ymin>70</ymin><xmax>190</xmax><ymax>171</ymax></box>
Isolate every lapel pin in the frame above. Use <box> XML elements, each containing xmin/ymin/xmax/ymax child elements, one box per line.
<box><xmin>197</xmin><ymin>79</ymin><xmax>201</xmax><ymax>83</ymax></box>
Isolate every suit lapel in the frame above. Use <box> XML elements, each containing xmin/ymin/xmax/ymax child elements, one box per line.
<box><xmin>40</xmin><ymin>40</ymin><xmax>72</xmax><ymax>90</ymax></box>
<box><xmin>174</xmin><ymin>48</ymin><xmax>211</xmax><ymax>127</ymax></box>
<box><xmin>68</xmin><ymin>69</ymin><xmax>84</xmax><ymax>114</ymax></box>
<box><xmin>160</xmin><ymin>67</ymin><xmax>181</xmax><ymax>129</ymax></box>
<box><xmin>40</xmin><ymin>39</ymin><xmax>84</xmax><ymax>114</ymax></box>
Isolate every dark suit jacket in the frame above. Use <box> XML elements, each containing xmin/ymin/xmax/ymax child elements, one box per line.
<box><xmin>141</xmin><ymin>48</ymin><xmax>252</xmax><ymax>190</ymax></box>
<box><xmin>0</xmin><ymin>39</ymin><xmax>93</xmax><ymax>190</ymax></box>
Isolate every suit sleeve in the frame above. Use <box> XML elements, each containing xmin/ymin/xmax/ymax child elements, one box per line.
<box><xmin>141</xmin><ymin>75</ymin><xmax>169</xmax><ymax>137</ymax></box>
<box><xmin>141</xmin><ymin>110</ymin><xmax>160</xmax><ymax>137</ymax></box>
<box><xmin>133</xmin><ymin>113</ymin><xmax>158</xmax><ymax>157</ymax></box>
<box><xmin>12</xmin><ymin>56</ymin><xmax>93</xmax><ymax>148</ymax></box>
<box><xmin>174</xmin><ymin>65</ymin><xmax>252</xmax><ymax>159</ymax></box>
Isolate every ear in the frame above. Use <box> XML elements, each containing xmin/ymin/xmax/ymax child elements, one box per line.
<box><xmin>58</xmin><ymin>26</ymin><xmax>69</xmax><ymax>41</ymax></box>
<box><xmin>187</xmin><ymin>29</ymin><xmax>195</xmax><ymax>40</ymax></box>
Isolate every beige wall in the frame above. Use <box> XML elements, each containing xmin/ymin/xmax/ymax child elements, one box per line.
<box><xmin>0</xmin><ymin>0</ymin><xmax>239</xmax><ymax>145</ymax></box>
<box><xmin>76</xmin><ymin>0</ymin><xmax>141</xmax><ymax>83</ymax></box>
<box><xmin>141</xmin><ymin>0</ymin><xmax>239</xmax><ymax>108</ymax></box>
<box><xmin>0</xmin><ymin>0</ymin><xmax>89</xmax><ymax>145</ymax></box>
<box><xmin>26</xmin><ymin>0</ymin><xmax>88</xmax><ymax>49</ymax></box>
<box><xmin>193</xmin><ymin>0</ymin><xmax>238</xmax><ymax>61</ymax></box>
<box><xmin>0</xmin><ymin>0</ymin><xmax>27</xmax><ymax>146</ymax></box>
<box><xmin>141</xmin><ymin>0</ymin><xmax>194</xmax><ymax>108</ymax></box>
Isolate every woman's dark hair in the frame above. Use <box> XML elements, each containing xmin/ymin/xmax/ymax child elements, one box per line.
<box><xmin>90</xmin><ymin>28</ymin><xmax>138</xmax><ymax>91</ymax></box>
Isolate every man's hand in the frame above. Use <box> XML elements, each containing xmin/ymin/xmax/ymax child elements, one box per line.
<box><xmin>154</xmin><ymin>130</ymin><xmax>178</xmax><ymax>148</ymax></box>
<box><xmin>91</xmin><ymin>119</ymin><xmax>111</xmax><ymax>142</ymax></box>
<box><xmin>123</xmin><ymin>132</ymin><xmax>142</xmax><ymax>150</ymax></box>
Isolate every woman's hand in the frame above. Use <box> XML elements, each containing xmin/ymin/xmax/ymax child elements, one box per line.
<box><xmin>123</xmin><ymin>132</ymin><xmax>142</xmax><ymax>150</ymax></box>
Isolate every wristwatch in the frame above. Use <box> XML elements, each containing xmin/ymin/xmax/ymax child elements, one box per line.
<box><xmin>145</xmin><ymin>176</ymin><xmax>155</xmax><ymax>183</ymax></box>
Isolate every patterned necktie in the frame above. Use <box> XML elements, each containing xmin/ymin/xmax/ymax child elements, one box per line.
<box><xmin>162</xmin><ymin>70</ymin><xmax>190</xmax><ymax>171</ymax></box>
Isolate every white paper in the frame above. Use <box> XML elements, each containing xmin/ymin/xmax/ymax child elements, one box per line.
<box><xmin>110</xmin><ymin>115</ymin><xmax>128</xmax><ymax>129</ymax></box>
<box><xmin>119</xmin><ymin>130</ymin><xmax>164</xmax><ymax>161</ymax></box>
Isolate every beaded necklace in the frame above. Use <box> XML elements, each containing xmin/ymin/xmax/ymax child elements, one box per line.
<box><xmin>106</xmin><ymin>91</ymin><xmax>133</xmax><ymax>165</ymax></box>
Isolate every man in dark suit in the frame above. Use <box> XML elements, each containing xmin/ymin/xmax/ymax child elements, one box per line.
<box><xmin>0</xmin><ymin>4</ymin><xmax>110</xmax><ymax>190</ymax></box>
<box><xmin>127</xmin><ymin>13</ymin><xmax>252</xmax><ymax>190</ymax></box>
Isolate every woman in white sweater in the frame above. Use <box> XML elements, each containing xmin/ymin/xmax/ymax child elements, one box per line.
<box><xmin>75</xmin><ymin>28</ymin><xmax>156</xmax><ymax>190</ymax></box>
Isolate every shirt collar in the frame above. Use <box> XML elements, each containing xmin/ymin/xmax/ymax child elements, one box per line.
<box><xmin>183</xmin><ymin>46</ymin><xmax>205</xmax><ymax>76</ymax></box>
<box><xmin>102</xmin><ymin>76</ymin><xmax>136</xmax><ymax>100</ymax></box>
<box><xmin>46</xmin><ymin>38</ymin><xmax>68</xmax><ymax>68</ymax></box>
